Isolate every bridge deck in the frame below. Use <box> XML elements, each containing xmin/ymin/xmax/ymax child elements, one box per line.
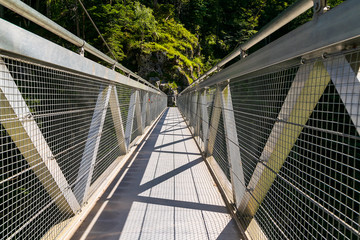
<box><xmin>72</xmin><ymin>107</ymin><xmax>241</xmax><ymax>240</ymax></box>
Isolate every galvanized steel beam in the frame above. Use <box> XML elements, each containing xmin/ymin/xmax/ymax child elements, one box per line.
<box><xmin>141</xmin><ymin>92</ymin><xmax>149</xmax><ymax>131</ymax></box>
<box><xmin>206</xmin><ymin>87</ymin><xmax>222</xmax><ymax>157</ymax></box>
<box><xmin>220</xmin><ymin>84</ymin><xmax>246</xmax><ymax>208</ymax></box>
<box><xmin>200</xmin><ymin>90</ymin><xmax>209</xmax><ymax>152</ymax></box>
<box><xmin>135</xmin><ymin>91</ymin><xmax>143</xmax><ymax>136</ymax></box>
<box><xmin>191</xmin><ymin>92</ymin><xmax>199</xmax><ymax>136</ymax></box>
<box><xmin>109</xmin><ymin>86</ymin><xmax>127</xmax><ymax>155</ymax></box>
<box><xmin>74</xmin><ymin>85</ymin><xmax>111</xmax><ymax>204</ymax></box>
<box><xmin>124</xmin><ymin>90</ymin><xmax>140</xmax><ymax>149</ymax></box>
<box><xmin>145</xmin><ymin>93</ymin><xmax>151</xmax><ymax>126</ymax></box>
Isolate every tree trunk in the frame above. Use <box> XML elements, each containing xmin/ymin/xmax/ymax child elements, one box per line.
<box><xmin>46</xmin><ymin>1</ymin><xmax>51</xmax><ymax>17</ymax></box>
<box><xmin>35</xmin><ymin>0</ymin><xmax>40</xmax><ymax>11</ymax></box>
<box><xmin>75</xmin><ymin>3</ymin><xmax>80</xmax><ymax>37</ymax></box>
<box><xmin>82</xmin><ymin>12</ymin><xmax>86</xmax><ymax>39</ymax></box>
<box><xmin>153</xmin><ymin>0</ymin><xmax>158</xmax><ymax>9</ymax></box>
<box><xmin>0</xmin><ymin>6</ymin><xmax>4</xmax><ymax>19</ymax></box>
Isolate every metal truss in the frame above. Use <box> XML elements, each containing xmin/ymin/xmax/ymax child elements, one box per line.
<box><xmin>178</xmin><ymin>1</ymin><xmax>360</xmax><ymax>239</ymax></box>
<box><xmin>0</xmin><ymin>13</ymin><xmax>166</xmax><ymax>240</ymax></box>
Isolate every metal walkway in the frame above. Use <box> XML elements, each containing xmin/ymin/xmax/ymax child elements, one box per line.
<box><xmin>2</xmin><ymin>1</ymin><xmax>360</xmax><ymax>238</ymax></box>
<box><xmin>71</xmin><ymin>107</ymin><xmax>241</xmax><ymax>240</ymax></box>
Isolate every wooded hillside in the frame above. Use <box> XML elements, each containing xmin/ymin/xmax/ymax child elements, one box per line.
<box><xmin>2</xmin><ymin>0</ymin><xmax>343</xmax><ymax>94</ymax></box>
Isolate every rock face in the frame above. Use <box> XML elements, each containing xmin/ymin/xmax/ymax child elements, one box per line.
<box><xmin>137</xmin><ymin>51</ymin><xmax>166</xmax><ymax>80</ymax></box>
<box><xmin>137</xmin><ymin>50</ymin><xmax>198</xmax><ymax>89</ymax></box>
<box><xmin>135</xmin><ymin>19</ymin><xmax>202</xmax><ymax>93</ymax></box>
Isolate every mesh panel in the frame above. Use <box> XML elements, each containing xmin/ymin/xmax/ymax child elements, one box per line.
<box><xmin>130</xmin><ymin>91</ymin><xmax>141</xmax><ymax>143</ymax></box>
<box><xmin>178</xmin><ymin>49</ymin><xmax>360</xmax><ymax>239</ymax></box>
<box><xmin>212</xmin><ymin>112</ymin><xmax>231</xmax><ymax>180</ymax></box>
<box><xmin>0</xmin><ymin>124</ymin><xmax>61</xmax><ymax>240</ymax></box>
<box><xmin>0</xmin><ymin>53</ymin><xmax>166</xmax><ymax>239</ymax></box>
<box><xmin>117</xmin><ymin>86</ymin><xmax>132</xmax><ymax>129</ymax></box>
<box><xmin>230</xmin><ymin>68</ymin><xmax>295</xmax><ymax>186</ymax></box>
<box><xmin>91</xmin><ymin>105</ymin><xmax>121</xmax><ymax>185</ymax></box>
<box><xmin>256</xmin><ymin>81</ymin><xmax>360</xmax><ymax>239</ymax></box>
<box><xmin>3</xmin><ymin>58</ymin><xmax>101</xmax><ymax>188</ymax></box>
<box><xmin>207</xmin><ymin>89</ymin><xmax>216</xmax><ymax>130</ymax></box>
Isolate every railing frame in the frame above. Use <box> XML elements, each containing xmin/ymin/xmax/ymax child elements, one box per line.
<box><xmin>0</xmin><ymin>5</ymin><xmax>167</xmax><ymax>239</ymax></box>
<box><xmin>178</xmin><ymin>0</ymin><xmax>360</xmax><ymax>238</ymax></box>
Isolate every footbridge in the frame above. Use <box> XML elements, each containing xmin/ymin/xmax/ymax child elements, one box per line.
<box><xmin>0</xmin><ymin>0</ymin><xmax>359</xmax><ymax>239</ymax></box>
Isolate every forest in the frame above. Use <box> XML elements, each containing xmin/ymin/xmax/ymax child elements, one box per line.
<box><xmin>1</xmin><ymin>0</ymin><xmax>343</xmax><ymax>94</ymax></box>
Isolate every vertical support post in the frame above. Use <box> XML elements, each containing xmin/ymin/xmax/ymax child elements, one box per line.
<box><xmin>188</xmin><ymin>94</ymin><xmax>192</xmax><ymax>123</ymax></box>
<box><xmin>135</xmin><ymin>91</ymin><xmax>143</xmax><ymax>136</ymax></box>
<box><xmin>200</xmin><ymin>89</ymin><xmax>209</xmax><ymax>152</ymax></box>
<box><xmin>154</xmin><ymin>94</ymin><xmax>158</xmax><ymax>122</ymax></box>
<box><xmin>221</xmin><ymin>83</ymin><xmax>246</xmax><ymax>208</ymax></box>
<box><xmin>75</xmin><ymin>85</ymin><xmax>112</xmax><ymax>204</ymax></box>
<box><xmin>146</xmin><ymin>93</ymin><xmax>151</xmax><ymax>126</ymax></box>
<box><xmin>149</xmin><ymin>94</ymin><xmax>154</xmax><ymax>124</ymax></box>
<box><xmin>153</xmin><ymin>94</ymin><xmax>157</xmax><ymax>119</ymax></box>
<box><xmin>142</xmin><ymin>92</ymin><xmax>149</xmax><ymax>128</ymax></box>
<box><xmin>109</xmin><ymin>86</ymin><xmax>127</xmax><ymax>155</ymax></box>
<box><xmin>151</xmin><ymin>94</ymin><xmax>156</xmax><ymax>122</ymax></box>
<box><xmin>141</xmin><ymin>92</ymin><xmax>148</xmax><ymax>129</ymax></box>
<box><xmin>206</xmin><ymin>86</ymin><xmax>222</xmax><ymax>157</ymax></box>
<box><xmin>124</xmin><ymin>90</ymin><xmax>140</xmax><ymax>149</ymax></box>
<box><xmin>185</xmin><ymin>94</ymin><xmax>191</xmax><ymax>123</ymax></box>
<box><xmin>192</xmin><ymin>92</ymin><xmax>199</xmax><ymax>132</ymax></box>
<box><xmin>195</xmin><ymin>91</ymin><xmax>202</xmax><ymax>139</ymax></box>
<box><xmin>147</xmin><ymin>94</ymin><xmax>152</xmax><ymax>124</ymax></box>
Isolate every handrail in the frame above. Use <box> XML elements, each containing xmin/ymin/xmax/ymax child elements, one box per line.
<box><xmin>0</xmin><ymin>0</ymin><xmax>163</xmax><ymax>93</ymax></box>
<box><xmin>180</xmin><ymin>0</ymin><xmax>314</xmax><ymax>95</ymax></box>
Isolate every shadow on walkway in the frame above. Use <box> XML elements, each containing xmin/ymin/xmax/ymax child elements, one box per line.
<box><xmin>71</xmin><ymin>108</ymin><xmax>241</xmax><ymax>240</ymax></box>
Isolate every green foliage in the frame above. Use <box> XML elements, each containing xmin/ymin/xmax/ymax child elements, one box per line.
<box><xmin>168</xmin><ymin>81</ymin><xmax>178</xmax><ymax>90</ymax></box>
<box><xmin>83</xmin><ymin>1</ymin><xmax>201</xmax><ymax>87</ymax></box>
<box><xmin>3</xmin><ymin>0</ymin><xmax>345</xmax><ymax>91</ymax></box>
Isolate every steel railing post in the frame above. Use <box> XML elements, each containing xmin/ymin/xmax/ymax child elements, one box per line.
<box><xmin>74</xmin><ymin>85</ymin><xmax>112</xmax><ymax>204</ymax></box>
<box><xmin>135</xmin><ymin>91</ymin><xmax>143</xmax><ymax>136</ymax></box>
<box><xmin>192</xmin><ymin>91</ymin><xmax>199</xmax><ymax>136</ymax></box>
<box><xmin>124</xmin><ymin>90</ymin><xmax>140</xmax><ymax>150</ymax></box>
<box><xmin>220</xmin><ymin>83</ymin><xmax>246</xmax><ymax>208</ymax></box>
<box><xmin>200</xmin><ymin>89</ymin><xmax>209</xmax><ymax>153</ymax></box>
<box><xmin>109</xmin><ymin>86</ymin><xmax>127</xmax><ymax>155</ymax></box>
<box><xmin>206</xmin><ymin>86</ymin><xmax>222</xmax><ymax>157</ymax></box>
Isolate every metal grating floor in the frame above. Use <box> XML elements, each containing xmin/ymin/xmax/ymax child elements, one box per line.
<box><xmin>71</xmin><ymin>107</ymin><xmax>241</xmax><ymax>240</ymax></box>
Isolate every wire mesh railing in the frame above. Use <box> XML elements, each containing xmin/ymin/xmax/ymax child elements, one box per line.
<box><xmin>0</xmin><ymin>5</ymin><xmax>167</xmax><ymax>240</ymax></box>
<box><xmin>178</xmin><ymin>1</ymin><xmax>360</xmax><ymax>239</ymax></box>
